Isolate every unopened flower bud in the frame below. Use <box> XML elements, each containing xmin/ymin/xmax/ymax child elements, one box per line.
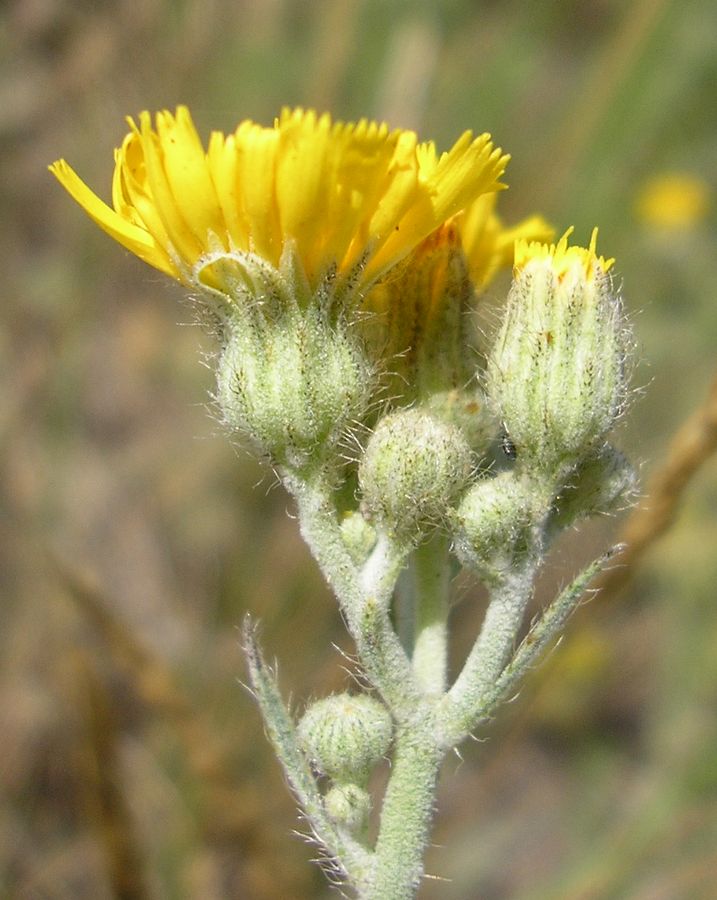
<box><xmin>487</xmin><ymin>229</ymin><xmax>630</xmax><ymax>477</ymax></box>
<box><xmin>297</xmin><ymin>693</ymin><xmax>392</xmax><ymax>784</ymax></box>
<box><xmin>216</xmin><ymin>308</ymin><xmax>374</xmax><ymax>471</ymax></box>
<box><xmin>359</xmin><ymin>408</ymin><xmax>473</xmax><ymax>541</ymax></box>
<box><xmin>340</xmin><ymin>511</ymin><xmax>377</xmax><ymax>565</ymax></box>
<box><xmin>552</xmin><ymin>444</ymin><xmax>637</xmax><ymax>530</ymax></box>
<box><xmin>361</xmin><ymin>223</ymin><xmax>472</xmax><ymax>408</ymax></box>
<box><xmin>452</xmin><ymin>471</ymin><xmax>534</xmax><ymax>580</ymax></box>
<box><xmin>324</xmin><ymin>783</ymin><xmax>371</xmax><ymax>833</ymax></box>
<box><xmin>424</xmin><ymin>388</ymin><xmax>495</xmax><ymax>453</ymax></box>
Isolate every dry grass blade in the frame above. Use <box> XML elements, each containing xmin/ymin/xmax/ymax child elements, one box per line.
<box><xmin>50</xmin><ymin>552</ymin><xmax>196</xmax><ymax>720</ymax></box>
<box><xmin>73</xmin><ymin>652</ymin><xmax>151</xmax><ymax>900</ymax></box>
<box><xmin>48</xmin><ymin>553</ymin><xmax>299</xmax><ymax>894</ymax></box>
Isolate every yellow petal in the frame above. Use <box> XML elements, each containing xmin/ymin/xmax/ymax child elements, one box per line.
<box><xmin>207</xmin><ymin>131</ymin><xmax>248</xmax><ymax>250</ymax></box>
<box><xmin>235</xmin><ymin>121</ymin><xmax>281</xmax><ymax>264</ymax></box>
<box><xmin>275</xmin><ymin>109</ymin><xmax>334</xmax><ymax>280</ymax></box>
<box><xmin>460</xmin><ymin>192</ymin><xmax>554</xmax><ymax>288</ymax></box>
<box><xmin>515</xmin><ymin>227</ymin><xmax>614</xmax><ymax>279</ymax></box>
<box><xmin>49</xmin><ymin>159</ymin><xmax>176</xmax><ymax>276</ymax></box>
<box><xmin>366</xmin><ymin>133</ymin><xmax>507</xmax><ymax>282</ymax></box>
<box><xmin>52</xmin><ymin>106</ymin><xmax>517</xmax><ymax>296</ymax></box>
<box><xmin>155</xmin><ymin>106</ymin><xmax>227</xmax><ymax>249</ymax></box>
<box><xmin>307</xmin><ymin>117</ymin><xmax>402</xmax><ymax>278</ymax></box>
<box><xmin>139</xmin><ymin>111</ymin><xmax>203</xmax><ymax>265</ymax></box>
<box><xmin>114</xmin><ymin>130</ymin><xmax>176</xmax><ymax>265</ymax></box>
<box><xmin>359</xmin><ymin>131</ymin><xmax>423</xmax><ymax>280</ymax></box>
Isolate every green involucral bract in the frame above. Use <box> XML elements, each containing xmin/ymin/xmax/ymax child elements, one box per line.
<box><xmin>297</xmin><ymin>693</ymin><xmax>393</xmax><ymax>784</ymax></box>
<box><xmin>216</xmin><ymin>304</ymin><xmax>375</xmax><ymax>472</ymax></box>
<box><xmin>487</xmin><ymin>260</ymin><xmax>629</xmax><ymax>477</ymax></box>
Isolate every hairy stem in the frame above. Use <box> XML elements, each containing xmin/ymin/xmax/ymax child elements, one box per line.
<box><xmin>367</xmin><ymin>719</ymin><xmax>444</xmax><ymax>900</ymax></box>
<box><xmin>242</xmin><ymin>621</ymin><xmax>373</xmax><ymax>885</ymax></box>
<box><xmin>284</xmin><ymin>470</ymin><xmax>421</xmax><ymax>714</ymax></box>
<box><xmin>410</xmin><ymin>535</ymin><xmax>451</xmax><ymax>695</ymax></box>
<box><xmin>439</xmin><ymin>560</ymin><xmax>537</xmax><ymax>746</ymax></box>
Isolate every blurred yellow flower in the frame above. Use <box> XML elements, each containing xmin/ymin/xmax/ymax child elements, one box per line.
<box><xmin>514</xmin><ymin>227</ymin><xmax>614</xmax><ymax>281</ymax></box>
<box><xmin>634</xmin><ymin>172</ymin><xmax>711</xmax><ymax>231</ymax></box>
<box><xmin>50</xmin><ymin>106</ymin><xmax>509</xmax><ymax>294</ymax></box>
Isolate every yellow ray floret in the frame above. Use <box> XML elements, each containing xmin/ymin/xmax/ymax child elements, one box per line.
<box><xmin>514</xmin><ymin>227</ymin><xmax>614</xmax><ymax>281</ymax></box>
<box><xmin>50</xmin><ymin>106</ymin><xmax>509</xmax><ymax>292</ymax></box>
<box><xmin>458</xmin><ymin>193</ymin><xmax>554</xmax><ymax>287</ymax></box>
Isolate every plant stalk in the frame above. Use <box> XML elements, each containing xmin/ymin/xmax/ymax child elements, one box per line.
<box><xmin>366</xmin><ymin>719</ymin><xmax>444</xmax><ymax>900</ymax></box>
<box><xmin>410</xmin><ymin>535</ymin><xmax>451</xmax><ymax>695</ymax></box>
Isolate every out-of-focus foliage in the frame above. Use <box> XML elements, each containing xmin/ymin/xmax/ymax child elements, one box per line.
<box><xmin>2</xmin><ymin>1</ymin><xmax>716</xmax><ymax>897</ymax></box>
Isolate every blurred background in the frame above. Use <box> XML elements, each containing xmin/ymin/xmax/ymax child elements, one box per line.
<box><xmin>2</xmin><ymin>0</ymin><xmax>717</xmax><ymax>897</ymax></box>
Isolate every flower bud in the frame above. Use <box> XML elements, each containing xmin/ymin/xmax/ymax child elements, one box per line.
<box><xmin>423</xmin><ymin>388</ymin><xmax>495</xmax><ymax>454</ymax></box>
<box><xmin>297</xmin><ymin>693</ymin><xmax>392</xmax><ymax>784</ymax></box>
<box><xmin>452</xmin><ymin>471</ymin><xmax>535</xmax><ymax>580</ymax></box>
<box><xmin>551</xmin><ymin>444</ymin><xmax>637</xmax><ymax>530</ymax></box>
<box><xmin>340</xmin><ymin>511</ymin><xmax>377</xmax><ymax>565</ymax></box>
<box><xmin>324</xmin><ymin>783</ymin><xmax>371</xmax><ymax>833</ymax></box>
<box><xmin>216</xmin><ymin>308</ymin><xmax>374</xmax><ymax>471</ymax></box>
<box><xmin>361</xmin><ymin>223</ymin><xmax>473</xmax><ymax>408</ymax></box>
<box><xmin>359</xmin><ymin>408</ymin><xmax>473</xmax><ymax>541</ymax></box>
<box><xmin>487</xmin><ymin>229</ymin><xmax>630</xmax><ymax>477</ymax></box>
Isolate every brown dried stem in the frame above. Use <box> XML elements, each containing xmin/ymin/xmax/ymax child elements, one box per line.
<box><xmin>72</xmin><ymin>651</ymin><xmax>151</xmax><ymax>900</ymax></box>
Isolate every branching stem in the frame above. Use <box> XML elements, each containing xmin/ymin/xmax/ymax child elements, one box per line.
<box><xmin>410</xmin><ymin>535</ymin><xmax>451</xmax><ymax>695</ymax></box>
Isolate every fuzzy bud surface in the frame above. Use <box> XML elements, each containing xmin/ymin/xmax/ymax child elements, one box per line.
<box><xmin>552</xmin><ymin>444</ymin><xmax>637</xmax><ymax>529</ymax></box>
<box><xmin>216</xmin><ymin>307</ymin><xmax>374</xmax><ymax>471</ymax></box>
<box><xmin>297</xmin><ymin>693</ymin><xmax>393</xmax><ymax>784</ymax></box>
<box><xmin>324</xmin><ymin>783</ymin><xmax>371</xmax><ymax>832</ymax></box>
<box><xmin>487</xmin><ymin>229</ymin><xmax>629</xmax><ymax>476</ymax></box>
<box><xmin>452</xmin><ymin>472</ymin><xmax>534</xmax><ymax>579</ymax></box>
<box><xmin>359</xmin><ymin>408</ymin><xmax>473</xmax><ymax>540</ymax></box>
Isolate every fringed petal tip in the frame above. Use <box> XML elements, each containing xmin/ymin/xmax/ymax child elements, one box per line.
<box><xmin>514</xmin><ymin>226</ymin><xmax>615</xmax><ymax>279</ymax></box>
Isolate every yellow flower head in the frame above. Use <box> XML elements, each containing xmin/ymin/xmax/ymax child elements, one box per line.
<box><xmin>514</xmin><ymin>227</ymin><xmax>614</xmax><ymax>282</ymax></box>
<box><xmin>634</xmin><ymin>172</ymin><xmax>711</xmax><ymax>232</ymax></box>
<box><xmin>50</xmin><ymin>106</ymin><xmax>509</xmax><ymax>294</ymax></box>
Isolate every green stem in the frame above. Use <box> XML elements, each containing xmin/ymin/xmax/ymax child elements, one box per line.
<box><xmin>394</xmin><ymin>566</ymin><xmax>415</xmax><ymax>657</ymax></box>
<box><xmin>439</xmin><ymin>560</ymin><xmax>536</xmax><ymax>746</ymax></box>
<box><xmin>485</xmin><ymin>548</ymin><xmax>619</xmax><ymax>716</ymax></box>
<box><xmin>367</xmin><ymin>720</ymin><xmax>444</xmax><ymax>900</ymax></box>
<box><xmin>283</xmin><ymin>470</ymin><xmax>363</xmax><ymax>632</ymax></box>
<box><xmin>283</xmin><ymin>470</ymin><xmax>421</xmax><ymax>714</ymax></box>
<box><xmin>439</xmin><ymin>483</ymin><xmax>553</xmax><ymax>745</ymax></box>
<box><xmin>410</xmin><ymin>535</ymin><xmax>451</xmax><ymax>695</ymax></box>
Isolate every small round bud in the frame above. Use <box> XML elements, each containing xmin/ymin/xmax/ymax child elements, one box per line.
<box><xmin>487</xmin><ymin>229</ymin><xmax>630</xmax><ymax>476</ymax></box>
<box><xmin>216</xmin><ymin>308</ymin><xmax>374</xmax><ymax>471</ymax></box>
<box><xmin>324</xmin><ymin>783</ymin><xmax>371</xmax><ymax>833</ymax></box>
<box><xmin>297</xmin><ymin>693</ymin><xmax>392</xmax><ymax>784</ymax></box>
<box><xmin>340</xmin><ymin>511</ymin><xmax>377</xmax><ymax>565</ymax></box>
<box><xmin>452</xmin><ymin>472</ymin><xmax>534</xmax><ymax>580</ymax></box>
<box><xmin>359</xmin><ymin>408</ymin><xmax>473</xmax><ymax>540</ymax></box>
<box><xmin>552</xmin><ymin>444</ymin><xmax>637</xmax><ymax>530</ymax></box>
<box><xmin>424</xmin><ymin>388</ymin><xmax>495</xmax><ymax>454</ymax></box>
